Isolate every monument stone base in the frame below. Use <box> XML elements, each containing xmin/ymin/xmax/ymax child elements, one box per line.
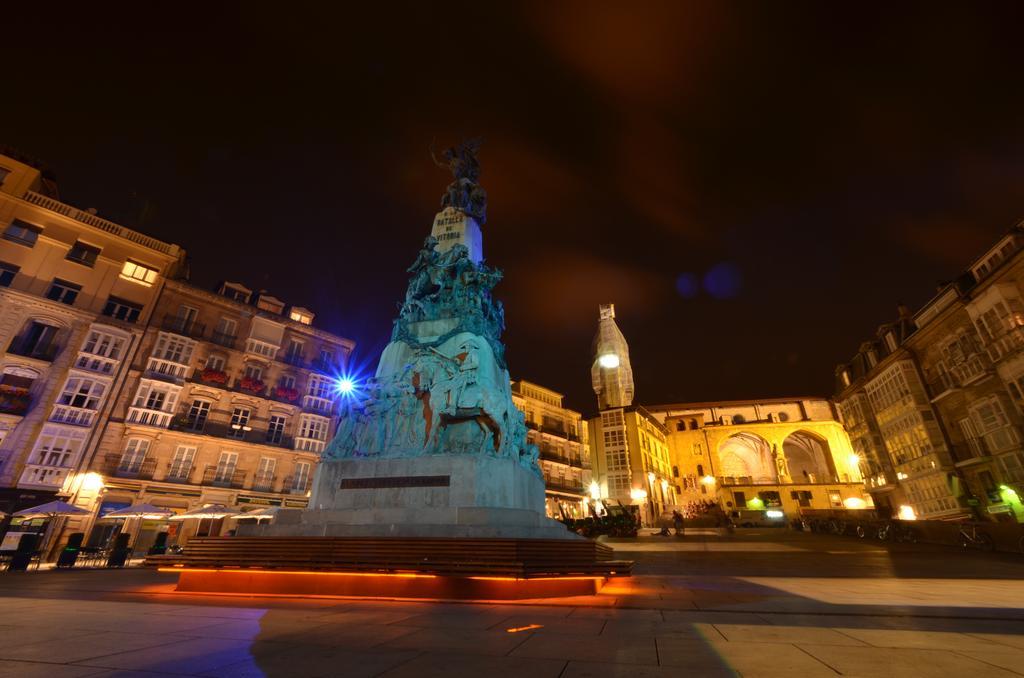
<box><xmin>241</xmin><ymin>455</ymin><xmax>579</xmax><ymax>541</ymax></box>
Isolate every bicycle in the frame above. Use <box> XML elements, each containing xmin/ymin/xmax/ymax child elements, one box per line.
<box><xmin>876</xmin><ymin>521</ymin><xmax>917</xmax><ymax>543</ymax></box>
<box><xmin>958</xmin><ymin>523</ymin><xmax>994</xmax><ymax>551</ymax></box>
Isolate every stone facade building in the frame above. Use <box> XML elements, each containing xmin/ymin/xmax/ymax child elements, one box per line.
<box><xmin>71</xmin><ymin>279</ymin><xmax>355</xmax><ymax>551</ymax></box>
<box><xmin>835</xmin><ymin>224</ymin><xmax>1024</xmax><ymax>522</ymax></box>
<box><xmin>645</xmin><ymin>399</ymin><xmax>867</xmax><ymax>520</ymax></box>
<box><xmin>510</xmin><ymin>380</ymin><xmax>590</xmax><ymax>519</ymax></box>
<box><xmin>0</xmin><ymin>152</ymin><xmax>186</xmax><ymax>516</ymax></box>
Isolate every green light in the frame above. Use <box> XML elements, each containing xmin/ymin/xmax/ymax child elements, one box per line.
<box><xmin>748</xmin><ymin>497</ymin><xmax>764</xmax><ymax>509</ymax></box>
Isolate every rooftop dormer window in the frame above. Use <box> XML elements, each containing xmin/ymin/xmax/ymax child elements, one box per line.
<box><xmin>120</xmin><ymin>260</ymin><xmax>158</xmax><ymax>286</ymax></box>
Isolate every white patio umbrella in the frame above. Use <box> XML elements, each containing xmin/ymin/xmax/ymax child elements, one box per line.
<box><xmin>102</xmin><ymin>503</ymin><xmax>175</xmax><ymax>520</ymax></box>
<box><xmin>13</xmin><ymin>500</ymin><xmax>91</xmax><ymax>559</ymax></box>
<box><xmin>236</xmin><ymin>506</ymin><xmax>282</xmax><ymax>521</ymax></box>
<box><xmin>167</xmin><ymin>503</ymin><xmax>242</xmax><ymax>520</ymax></box>
<box><xmin>13</xmin><ymin>500</ymin><xmax>90</xmax><ymax>520</ymax></box>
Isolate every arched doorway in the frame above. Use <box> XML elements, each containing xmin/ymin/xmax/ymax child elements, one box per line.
<box><xmin>718</xmin><ymin>432</ymin><xmax>776</xmax><ymax>483</ymax></box>
<box><xmin>783</xmin><ymin>431</ymin><xmax>837</xmax><ymax>483</ymax></box>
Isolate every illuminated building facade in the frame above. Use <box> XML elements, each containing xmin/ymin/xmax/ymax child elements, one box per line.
<box><xmin>591</xmin><ymin>303</ymin><xmax>634</xmax><ymax>410</ymax></box>
<box><xmin>0</xmin><ymin>151</ymin><xmax>186</xmax><ymax>515</ymax></box>
<box><xmin>510</xmin><ymin>380</ymin><xmax>591</xmax><ymax>519</ymax></box>
<box><xmin>645</xmin><ymin>399</ymin><xmax>867</xmax><ymax>519</ymax></box>
<box><xmin>69</xmin><ymin>279</ymin><xmax>355</xmax><ymax>551</ymax></box>
<box><xmin>836</xmin><ymin>224</ymin><xmax>1024</xmax><ymax>522</ymax></box>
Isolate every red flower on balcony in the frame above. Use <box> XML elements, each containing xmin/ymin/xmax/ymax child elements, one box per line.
<box><xmin>274</xmin><ymin>386</ymin><xmax>299</xmax><ymax>402</ymax></box>
<box><xmin>240</xmin><ymin>376</ymin><xmax>265</xmax><ymax>393</ymax></box>
<box><xmin>200</xmin><ymin>368</ymin><xmax>228</xmax><ymax>384</ymax></box>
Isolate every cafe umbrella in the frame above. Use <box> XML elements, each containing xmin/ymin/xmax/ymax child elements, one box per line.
<box><xmin>167</xmin><ymin>503</ymin><xmax>243</xmax><ymax>541</ymax></box>
<box><xmin>100</xmin><ymin>503</ymin><xmax>176</xmax><ymax>555</ymax></box>
<box><xmin>12</xmin><ymin>500</ymin><xmax>91</xmax><ymax>559</ymax></box>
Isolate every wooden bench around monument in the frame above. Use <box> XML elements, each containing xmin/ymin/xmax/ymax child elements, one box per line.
<box><xmin>146</xmin><ymin>536</ymin><xmax>632</xmax><ymax>579</ymax></box>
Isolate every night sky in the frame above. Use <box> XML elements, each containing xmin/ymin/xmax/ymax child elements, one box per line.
<box><xmin>5</xmin><ymin>3</ymin><xmax>1024</xmax><ymax>414</ymax></box>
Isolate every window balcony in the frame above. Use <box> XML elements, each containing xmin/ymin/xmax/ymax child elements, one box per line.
<box><xmin>160</xmin><ymin>314</ymin><xmax>206</xmax><ymax>340</ymax></box>
<box><xmin>984</xmin><ymin>324</ymin><xmax>1024</xmax><ymax>362</ymax></box>
<box><xmin>0</xmin><ymin>390</ymin><xmax>30</xmax><ymax>416</ymax></box>
<box><xmin>163</xmin><ymin>462</ymin><xmax>194</xmax><ymax>484</ymax></box>
<box><xmin>126</xmin><ymin>406</ymin><xmax>174</xmax><ymax>428</ymax></box>
<box><xmin>19</xmin><ymin>464</ymin><xmax>70</xmax><ymax>489</ymax></box>
<box><xmin>301</xmin><ymin>394</ymin><xmax>334</xmax><ymax>416</ymax></box>
<box><xmin>282</xmin><ymin>476</ymin><xmax>311</xmax><ymax>494</ymax></box>
<box><xmin>209</xmin><ymin>331</ymin><xmax>237</xmax><ymax>350</ymax></box>
<box><xmin>538</xmin><ymin>448</ymin><xmax>587</xmax><ymax>469</ymax></box>
<box><xmin>294</xmin><ymin>437</ymin><xmax>326</xmax><ymax>453</ymax></box>
<box><xmin>7</xmin><ymin>338</ymin><xmax>59</xmax><ymax>362</ymax></box>
<box><xmin>201</xmin><ymin>465</ymin><xmax>246</xmax><ymax>489</ymax></box>
<box><xmin>543</xmin><ymin>479</ymin><xmax>585</xmax><ymax>495</ymax></box>
<box><xmin>49</xmin><ymin>404</ymin><xmax>97</xmax><ymax>427</ymax></box>
<box><xmin>101</xmin><ymin>453</ymin><xmax>157</xmax><ymax>480</ymax></box>
<box><xmin>146</xmin><ymin>357</ymin><xmax>191</xmax><ymax>381</ymax></box>
<box><xmin>251</xmin><ymin>473</ymin><xmax>277</xmax><ymax>493</ymax></box>
<box><xmin>74</xmin><ymin>352</ymin><xmax>118</xmax><ymax>375</ymax></box>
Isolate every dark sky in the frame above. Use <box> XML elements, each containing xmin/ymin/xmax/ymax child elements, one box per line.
<box><xmin>5</xmin><ymin>3</ymin><xmax>1024</xmax><ymax>414</ymax></box>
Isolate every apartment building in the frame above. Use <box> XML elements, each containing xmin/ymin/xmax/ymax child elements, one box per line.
<box><xmin>835</xmin><ymin>223</ymin><xmax>1024</xmax><ymax>523</ymax></box>
<box><xmin>0</xmin><ymin>151</ymin><xmax>186</xmax><ymax>515</ymax></box>
<box><xmin>510</xmin><ymin>379</ymin><xmax>591</xmax><ymax>519</ymax></box>
<box><xmin>71</xmin><ymin>279</ymin><xmax>356</xmax><ymax>550</ymax></box>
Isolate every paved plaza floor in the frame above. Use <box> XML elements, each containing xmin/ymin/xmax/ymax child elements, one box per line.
<box><xmin>0</xmin><ymin>529</ymin><xmax>1023</xmax><ymax>677</ymax></box>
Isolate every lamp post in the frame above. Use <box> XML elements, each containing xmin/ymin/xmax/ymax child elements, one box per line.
<box><xmin>646</xmin><ymin>471</ymin><xmax>657</xmax><ymax>525</ymax></box>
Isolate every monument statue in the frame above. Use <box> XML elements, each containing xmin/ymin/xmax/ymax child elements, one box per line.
<box><xmin>253</xmin><ymin>139</ymin><xmax>570</xmax><ymax>541</ymax></box>
<box><xmin>432</xmin><ymin>138</ymin><xmax>487</xmax><ymax>225</ymax></box>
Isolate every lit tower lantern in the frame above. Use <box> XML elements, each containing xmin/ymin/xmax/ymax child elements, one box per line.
<box><xmin>591</xmin><ymin>303</ymin><xmax>634</xmax><ymax>410</ymax></box>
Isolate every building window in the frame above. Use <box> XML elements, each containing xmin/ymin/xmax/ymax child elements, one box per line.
<box><xmin>119</xmin><ymin>438</ymin><xmax>150</xmax><ymax>472</ymax></box>
<box><xmin>0</xmin><ymin>261</ymin><xmax>19</xmax><ymax>287</ymax></box>
<box><xmin>31</xmin><ymin>427</ymin><xmax>86</xmax><ymax>468</ymax></box>
<box><xmin>205</xmin><ymin>354</ymin><xmax>226</xmax><ymax>372</ymax></box>
<box><xmin>186</xmin><ymin>400</ymin><xmax>211</xmax><ymax>431</ymax></box>
<box><xmin>0</xmin><ymin>167</ymin><xmax>9</xmax><ymax>186</ymax></box>
<box><xmin>120</xmin><ymin>260</ymin><xmax>158</xmax><ymax>285</ymax></box>
<box><xmin>293</xmin><ymin>461</ymin><xmax>311</xmax><ymax>491</ymax></box>
<box><xmin>243</xmin><ymin>364</ymin><xmax>263</xmax><ymax>381</ymax></box>
<box><xmin>3</xmin><ymin>219</ymin><xmax>41</xmax><ymax>247</ymax></box>
<box><xmin>102</xmin><ymin>296</ymin><xmax>143</xmax><ymax>323</ymax></box>
<box><xmin>318</xmin><ymin>349</ymin><xmax>335</xmax><ymax>368</ymax></box>
<box><xmin>255</xmin><ymin>457</ymin><xmax>277</xmax><ymax>487</ymax></box>
<box><xmin>168</xmin><ymin>446</ymin><xmax>195</xmax><ymax>480</ymax></box>
<box><xmin>153</xmin><ymin>334</ymin><xmax>194</xmax><ymax>365</ymax></box>
<box><xmin>9</xmin><ymin>320</ymin><xmax>58</xmax><ymax>360</ymax></box>
<box><xmin>279</xmin><ymin>374</ymin><xmax>296</xmax><ymax>390</ymax></box>
<box><xmin>267</xmin><ymin>415</ymin><xmax>286</xmax><ymax>444</ymax></box>
<box><xmin>46</xmin><ymin>279</ymin><xmax>81</xmax><ymax>305</ymax></box>
<box><xmin>885</xmin><ymin>332</ymin><xmax>898</xmax><ymax>352</ymax></box>
<box><xmin>229</xmin><ymin>407</ymin><xmax>251</xmax><ymax>438</ymax></box>
<box><xmin>733</xmin><ymin>491</ymin><xmax>746</xmax><ymax>508</ymax></box>
<box><xmin>212</xmin><ymin>318</ymin><xmax>237</xmax><ymax>346</ymax></box>
<box><xmin>307</xmin><ymin>375</ymin><xmax>333</xmax><ymax>399</ymax></box>
<box><xmin>214</xmin><ymin>451</ymin><xmax>238</xmax><ymax>483</ymax></box>
<box><xmin>299</xmin><ymin>415</ymin><xmax>327</xmax><ymax>441</ymax></box>
<box><xmin>57</xmin><ymin>377</ymin><xmax>105</xmax><ymax>410</ymax></box>
<box><xmin>285</xmin><ymin>339</ymin><xmax>304</xmax><ymax>362</ymax></box>
<box><xmin>290</xmin><ymin>310</ymin><xmax>313</xmax><ymax>325</ymax></box>
<box><xmin>66</xmin><ymin>241</ymin><xmax>100</xmax><ymax>267</ymax></box>
<box><xmin>81</xmin><ymin>330</ymin><xmax>125</xmax><ymax>363</ymax></box>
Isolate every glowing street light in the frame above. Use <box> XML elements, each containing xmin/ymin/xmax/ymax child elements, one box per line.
<box><xmin>589</xmin><ymin>481</ymin><xmax>601</xmax><ymax>499</ymax></box>
<box><xmin>848</xmin><ymin>453</ymin><xmax>862</xmax><ymax>468</ymax></box>
<box><xmin>700</xmin><ymin>475</ymin><xmax>716</xmax><ymax>486</ymax></box>
<box><xmin>336</xmin><ymin>377</ymin><xmax>356</xmax><ymax>395</ymax></box>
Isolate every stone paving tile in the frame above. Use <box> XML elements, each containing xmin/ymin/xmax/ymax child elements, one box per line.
<box><xmin>491</xmin><ymin>615</ymin><xmax>606</xmax><ymax>635</ymax></box>
<box><xmin>273</xmin><ymin>622</ymin><xmax>422</xmax><ymax>648</ymax></box>
<box><xmin>391</xmin><ymin>610</ymin><xmax>517</xmax><ymax>629</ymax></box>
<box><xmin>971</xmin><ymin>633</ymin><xmax>1024</xmax><ymax>650</ymax></box>
<box><xmin>378</xmin><ymin>627</ymin><xmax>533</xmax><ymax>656</ymax></box>
<box><xmin>509</xmin><ymin>632</ymin><xmax>658</xmax><ymax>665</ymax></box>
<box><xmin>797</xmin><ymin>644</ymin><xmax>1021</xmax><ymax>677</ymax></box>
<box><xmin>836</xmin><ymin>627</ymin><xmax>1009</xmax><ymax>652</ymax></box>
<box><xmin>74</xmin><ymin>637</ymin><xmax>288</xmax><ymax>675</ymax></box>
<box><xmin>0</xmin><ymin>631</ymin><xmax>188</xmax><ymax>664</ymax></box>
<box><xmin>179</xmin><ymin>618</ymin><xmax>325</xmax><ymax>641</ymax></box>
<box><xmin>0</xmin><ymin>624</ymin><xmax>98</xmax><ymax>649</ymax></box>
<box><xmin>0</xmin><ymin>660</ymin><xmax>107</xmax><ymax>678</ymax></box>
<box><xmin>204</xmin><ymin>645</ymin><xmax>420</xmax><ymax>678</ymax></box>
<box><xmin>561</xmin><ymin>660</ymin><xmax>737</xmax><ymax>678</ymax></box>
<box><xmin>696</xmin><ymin>640</ymin><xmax>838</xmax><ymax>677</ymax></box>
<box><xmin>483</xmin><ymin>604</ymin><xmax>576</xmax><ymax>618</ymax></box>
<box><xmin>566</xmin><ymin>607</ymin><xmax>664</xmax><ymax>621</ymax></box>
<box><xmin>378</xmin><ymin>651</ymin><xmax>566</xmax><ymax>678</ymax></box>
<box><xmin>713</xmin><ymin>623</ymin><xmax>868</xmax><ymax>646</ymax></box>
<box><xmin>600</xmin><ymin>619</ymin><xmax>719</xmax><ymax>639</ymax></box>
<box><xmin>660</xmin><ymin>610</ymin><xmax>771</xmax><ymax>625</ymax></box>
<box><xmin>956</xmin><ymin>648</ymin><xmax>1024</xmax><ymax>674</ymax></box>
<box><xmin>309</xmin><ymin>609</ymin><xmax>421</xmax><ymax>626</ymax></box>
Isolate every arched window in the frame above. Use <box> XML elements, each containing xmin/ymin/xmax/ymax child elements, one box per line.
<box><xmin>688</xmin><ymin>419</ymin><xmax>698</xmax><ymax>430</ymax></box>
<box><xmin>697</xmin><ymin>464</ymin><xmax>705</xmax><ymax>476</ymax></box>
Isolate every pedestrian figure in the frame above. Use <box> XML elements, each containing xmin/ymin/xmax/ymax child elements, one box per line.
<box><xmin>672</xmin><ymin>510</ymin><xmax>684</xmax><ymax>536</ymax></box>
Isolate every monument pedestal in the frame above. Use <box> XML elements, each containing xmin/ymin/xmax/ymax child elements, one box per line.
<box><xmin>243</xmin><ymin>456</ymin><xmax>577</xmax><ymax>540</ymax></box>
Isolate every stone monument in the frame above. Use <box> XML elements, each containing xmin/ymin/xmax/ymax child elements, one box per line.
<box><xmin>259</xmin><ymin>140</ymin><xmax>573</xmax><ymax>540</ymax></box>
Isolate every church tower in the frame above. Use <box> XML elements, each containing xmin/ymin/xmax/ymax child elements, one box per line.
<box><xmin>591</xmin><ymin>303</ymin><xmax>634</xmax><ymax>410</ymax></box>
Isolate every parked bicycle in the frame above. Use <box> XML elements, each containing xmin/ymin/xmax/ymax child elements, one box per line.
<box><xmin>876</xmin><ymin>521</ymin><xmax>917</xmax><ymax>543</ymax></box>
<box><xmin>957</xmin><ymin>523</ymin><xmax>994</xmax><ymax>551</ymax></box>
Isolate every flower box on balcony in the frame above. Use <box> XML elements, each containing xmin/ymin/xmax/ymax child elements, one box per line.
<box><xmin>200</xmin><ymin>368</ymin><xmax>228</xmax><ymax>385</ymax></box>
<box><xmin>240</xmin><ymin>376</ymin><xmax>265</xmax><ymax>393</ymax></box>
<box><xmin>274</xmin><ymin>386</ymin><xmax>299</xmax><ymax>402</ymax></box>
<box><xmin>0</xmin><ymin>392</ymin><xmax>30</xmax><ymax>415</ymax></box>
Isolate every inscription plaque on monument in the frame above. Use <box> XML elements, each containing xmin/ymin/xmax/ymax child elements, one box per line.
<box><xmin>339</xmin><ymin>475</ymin><xmax>451</xmax><ymax>490</ymax></box>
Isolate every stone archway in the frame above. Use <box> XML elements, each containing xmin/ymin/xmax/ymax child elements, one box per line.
<box><xmin>783</xmin><ymin>430</ymin><xmax>837</xmax><ymax>483</ymax></box>
<box><xmin>718</xmin><ymin>432</ymin><xmax>777</xmax><ymax>483</ymax></box>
